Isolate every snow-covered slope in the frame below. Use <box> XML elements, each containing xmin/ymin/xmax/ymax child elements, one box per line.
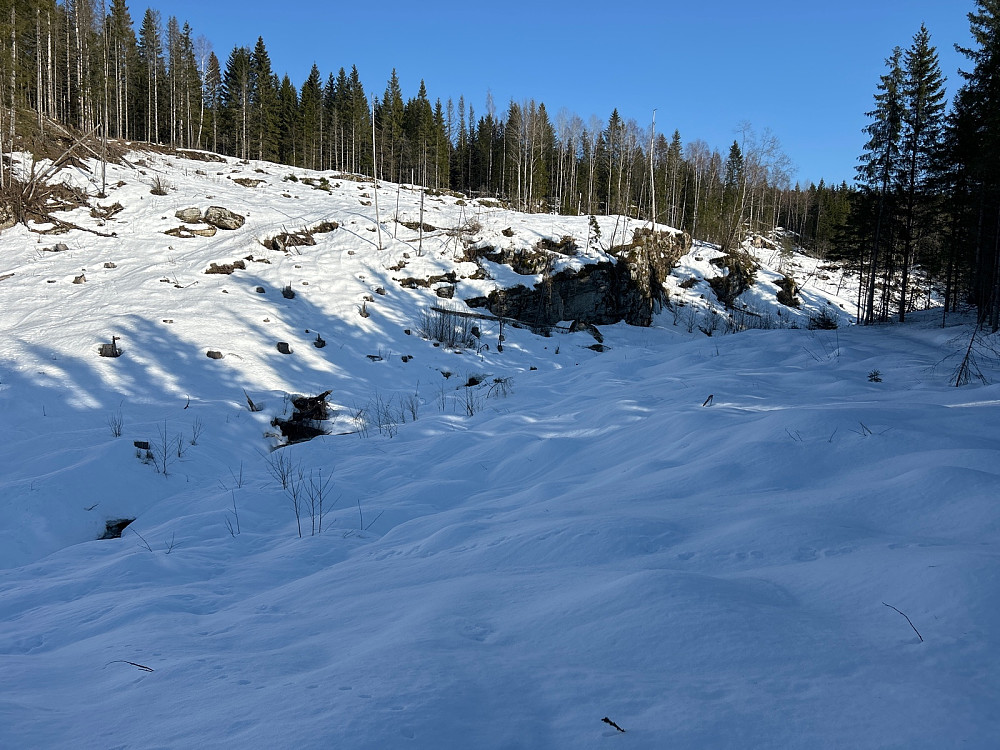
<box><xmin>1</xmin><ymin>151</ymin><xmax>998</xmax><ymax>749</ymax></box>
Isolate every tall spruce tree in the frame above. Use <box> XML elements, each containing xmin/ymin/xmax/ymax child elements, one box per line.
<box><xmin>165</xmin><ymin>16</ymin><xmax>180</xmax><ymax>145</ymax></box>
<box><xmin>249</xmin><ymin>37</ymin><xmax>277</xmax><ymax>161</ymax></box>
<box><xmin>330</xmin><ymin>67</ymin><xmax>350</xmax><ymax>170</ymax></box>
<box><xmin>276</xmin><ymin>73</ymin><xmax>298</xmax><ymax>165</ymax></box>
<box><xmin>897</xmin><ymin>24</ymin><xmax>947</xmax><ymax>321</ymax></box>
<box><xmin>433</xmin><ymin>98</ymin><xmax>449</xmax><ymax>188</ymax></box>
<box><xmin>323</xmin><ymin>72</ymin><xmax>336</xmax><ymax>170</ymax></box>
<box><xmin>106</xmin><ymin>0</ymin><xmax>136</xmax><ymax>139</ymax></box>
<box><xmin>378</xmin><ymin>69</ymin><xmax>404</xmax><ymax>181</ymax></box>
<box><xmin>857</xmin><ymin>46</ymin><xmax>904</xmax><ymax>323</ymax></box>
<box><xmin>402</xmin><ymin>79</ymin><xmax>433</xmax><ymax>184</ymax></box>
<box><xmin>721</xmin><ymin>140</ymin><xmax>745</xmax><ymax>251</ymax></box>
<box><xmin>300</xmin><ymin>63</ymin><xmax>322</xmax><ymax>169</ymax></box>
<box><xmin>347</xmin><ymin>66</ymin><xmax>370</xmax><ymax>174</ymax></box>
<box><xmin>666</xmin><ymin>130</ymin><xmax>683</xmax><ymax>226</ymax></box>
<box><xmin>203</xmin><ymin>50</ymin><xmax>221</xmax><ymax>152</ymax></box>
<box><xmin>220</xmin><ymin>45</ymin><xmax>250</xmax><ymax>158</ymax></box>
<box><xmin>601</xmin><ymin>109</ymin><xmax>626</xmax><ymax>215</ymax></box>
<box><xmin>137</xmin><ymin>8</ymin><xmax>164</xmax><ymax>143</ymax></box>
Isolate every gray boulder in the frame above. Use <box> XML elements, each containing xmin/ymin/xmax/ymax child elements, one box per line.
<box><xmin>204</xmin><ymin>206</ymin><xmax>245</xmax><ymax>230</ymax></box>
<box><xmin>174</xmin><ymin>207</ymin><xmax>202</xmax><ymax>223</ymax></box>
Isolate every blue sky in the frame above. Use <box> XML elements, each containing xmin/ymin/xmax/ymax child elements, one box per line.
<box><xmin>151</xmin><ymin>0</ymin><xmax>975</xmax><ymax>186</ymax></box>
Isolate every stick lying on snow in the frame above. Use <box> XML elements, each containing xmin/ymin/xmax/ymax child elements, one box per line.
<box><xmin>883</xmin><ymin>602</ymin><xmax>924</xmax><ymax>642</ymax></box>
<box><xmin>105</xmin><ymin>660</ymin><xmax>155</xmax><ymax>672</ymax></box>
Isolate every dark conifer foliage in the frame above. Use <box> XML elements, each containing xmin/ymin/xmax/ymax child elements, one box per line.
<box><xmin>897</xmin><ymin>25</ymin><xmax>947</xmax><ymax>322</ymax></box>
<box><xmin>249</xmin><ymin>37</ymin><xmax>278</xmax><ymax>162</ymax></box>
<box><xmin>845</xmin><ymin>6</ymin><xmax>999</xmax><ymax>328</ymax></box>
<box><xmin>220</xmin><ymin>44</ymin><xmax>250</xmax><ymax>159</ymax></box>
<box><xmin>276</xmin><ymin>73</ymin><xmax>298</xmax><ymax>165</ymax></box>
<box><xmin>299</xmin><ymin>63</ymin><xmax>322</xmax><ymax>169</ymax></box>
<box><xmin>945</xmin><ymin>0</ymin><xmax>1000</xmax><ymax>329</ymax></box>
<box><xmin>856</xmin><ymin>46</ymin><xmax>905</xmax><ymax>324</ymax></box>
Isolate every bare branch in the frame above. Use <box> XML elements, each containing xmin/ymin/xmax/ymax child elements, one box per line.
<box><xmin>883</xmin><ymin>602</ymin><xmax>924</xmax><ymax>642</ymax></box>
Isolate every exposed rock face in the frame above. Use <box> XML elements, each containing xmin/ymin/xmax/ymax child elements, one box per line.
<box><xmin>204</xmin><ymin>206</ymin><xmax>245</xmax><ymax>230</ymax></box>
<box><xmin>464</xmin><ymin>236</ymin><xmax>577</xmax><ymax>276</ymax></box>
<box><xmin>99</xmin><ymin>518</ymin><xmax>135</xmax><ymax>539</ymax></box>
<box><xmin>708</xmin><ymin>250</ymin><xmax>759</xmax><ymax>308</ymax></box>
<box><xmin>466</xmin><ymin>227</ymin><xmax>690</xmax><ymax>327</ymax></box>
<box><xmin>273</xmin><ymin>391</ymin><xmax>332</xmax><ymax>443</ymax></box>
<box><xmin>775</xmin><ymin>275</ymin><xmax>801</xmax><ymax>308</ymax></box>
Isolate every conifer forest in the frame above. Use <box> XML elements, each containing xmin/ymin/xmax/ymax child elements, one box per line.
<box><xmin>1</xmin><ymin>0</ymin><xmax>999</xmax><ymax>330</ymax></box>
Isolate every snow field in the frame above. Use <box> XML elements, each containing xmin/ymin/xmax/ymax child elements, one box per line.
<box><xmin>0</xmin><ymin>151</ymin><xmax>998</xmax><ymax>748</ymax></box>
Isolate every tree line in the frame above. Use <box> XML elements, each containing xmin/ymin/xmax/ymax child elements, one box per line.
<box><xmin>0</xmin><ymin>1</ymin><xmax>801</xmax><ymax>246</ymax></box>
<box><xmin>1</xmin><ymin>1</ymin><xmax>997</xmax><ymax>328</ymax></box>
<box><xmin>821</xmin><ymin>2</ymin><xmax>1000</xmax><ymax>330</ymax></box>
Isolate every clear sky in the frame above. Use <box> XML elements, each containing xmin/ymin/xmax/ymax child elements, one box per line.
<box><xmin>148</xmin><ymin>0</ymin><xmax>976</xmax><ymax>187</ymax></box>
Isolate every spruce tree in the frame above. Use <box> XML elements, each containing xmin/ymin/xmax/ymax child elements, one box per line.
<box><xmin>452</xmin><ymin>95</ymin><xmax>469</xmax><ymax>190</ymax></box>
<box><xmin>601</xmin><ymin>109</ymin><xmax>625</xmax><ymax>215</ymax></box>
<box><xmin>300</xmin><ymin>63</ymin><xmax>322</xmax><ymax>169</ymax></box>
<box><xmin>330</xmin><ymin>67</ymin><xmax>350</xmax><ymax>171</ymax></box>
<box><xmin>323</xmin><ymin>72</ymin><xmax>336</xmax><ymax>170</ymax></box>
<box><xmin>402</xmin><ymin>79</ymin><xmax>433</xmax><ymax>184</ymax></box>
<box><xmin>276</xmin><ymin>74</ymin><xmax>299</xmax><ymax>165</ymax></box>
<box><xmin>249</xmin><ymin>37</ymin><xmax>278</xmax><ymax>161</ymax></box>
<box><xmin>504</xmin><ymin>101</ymin><xmax>523</xmax><ymax>208</ymax></box>
<box><xmin>721</xmin><ymin>140</ymin><xmax>745</xmax><ymax>251</ymax></box>
<box><xmin>433</xmin><ymin>98</ymin><xmax>449</xmax><ymax>189</ymax></box>
<box><xmin>107</xmin><ymin>0</ymin><xmax>137</xmax><ymax>139</ymax></box>
<box><xmin>666</xmin><ymin>129</ymin><xmax>683</xmax><ymax>226</ymax></box>
<box><xmin>347</xmin><ymin>66</ymin><xmax>370</xmax><ymax>175</ymax></box>
<box><xmin>220</xmin><ymin>45</ymin><xmax>251</xmax><ymax>158</ymax></box>
<box><xmin>165</xmin><ymin>16</ymin><xmax>181</xmax><ymax>145</ymax></box>
<box><xmin>379</xmin><ymin>69</ymin><xmax>404</xmax><ymax>181</ymax></box>
<box><xmin>203</xmin><ymin>51</ymin><xmax>221</xmax><ymax>153</ymax></box>
<box><xmin>856</xmin><ymin>47</ymin><xmax>904</xmax><ymax>323</ymax></box>
<box><xmin>180</xmin><ymin>23</ymin><xmax>202</xmax><ymax>148</ymax></box>
<box><xmin>137</xmin><ymin>8</ymin><xmax>164</xmax><ymax>143</ymax></box>
<box><xmin>897</xmin><ymin>24</ymin><xmax>947</xmax><ymax>321</ymax></box>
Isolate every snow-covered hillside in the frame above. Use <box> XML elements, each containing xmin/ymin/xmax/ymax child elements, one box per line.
<box><xmin>1</xmin><ymin>150</ymin><xmax>998</xmax><ymax>749</ymax></box>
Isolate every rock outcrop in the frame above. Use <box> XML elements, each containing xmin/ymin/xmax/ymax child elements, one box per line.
<box><xmin>466</xmin><ymin>227</ymin><xmax>690</xmax><ymax>327</ymax></box>
<box><xmin>272</xmin><ymin>391</ymin><xmax>332</xmax><ymax>443</ymax></box>
<box><xmin>708</xmin><ymin>250</ymin><xmax>759</xmax><ymax>308</ymax></box>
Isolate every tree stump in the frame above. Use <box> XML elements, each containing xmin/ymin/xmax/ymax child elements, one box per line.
<box><xmin>98</xmin><ymin>336</ymin><xmax>121</xmax><ymax>357</ymax></box>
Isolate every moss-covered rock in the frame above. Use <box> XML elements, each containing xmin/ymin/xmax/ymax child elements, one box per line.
<box><xmin>708</xmin><ymin>250</ymin><xmax>758</xmax><ymax>308</ymax></box>
<box><xmin>775</xmin><ymin>275</ymin><xmax>801</xmax><ymax>308</ymax></box>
